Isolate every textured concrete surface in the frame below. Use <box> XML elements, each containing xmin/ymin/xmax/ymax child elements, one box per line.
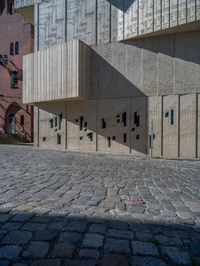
<box><xmin>0</xmin><ymin>145</ymin><xmax>200</xmax><ymax>265</ymax></box>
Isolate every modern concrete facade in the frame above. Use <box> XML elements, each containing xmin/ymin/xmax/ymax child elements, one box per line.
<box><xmin>15</xmin><ymin>0</ymin><xmax>200</xmax><ymax>157</ymax></box>
<box><xmin>0</xmin><ymin>0</ymin><xmax>34</xmax><ymax>141</ymax></box>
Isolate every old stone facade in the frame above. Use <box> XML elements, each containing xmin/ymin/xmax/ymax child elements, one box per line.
<box><xmin>0</xmin><ymin>0</ymin><xmax>34</xmax><ymax>141</ymax></box>
<box><xmin>15</xmin><ymin>0</ymin><xmax>200</xmax><ymax>157</ymax></box>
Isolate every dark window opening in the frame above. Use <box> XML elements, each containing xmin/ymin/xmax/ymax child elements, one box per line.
<box><xmin>107</xmin><ymin>137</ymin><xmax>111</xmax><ymax>147</ymax></box>
<box><xmin>10</xmin><ymin>42</ymin><xmax>14</xmax><ymax>55</ymax></box>
<box><xmin>84</xmin><ymin>121</ymin><xmax>87</xmax><ymax>128</ymax></box>
<box><xmin>124</xmin><ymin>133</ymin><xmax>127</xmax><ymax>143</ymax></box>
<box><xmin>116</xmin><ymin>115</ymin><xmax>120</xmax><ymax>123</ymax></box>
<box><xmin>112</xmin><ymin>136</ymin><xmax>116</xmax><ymax>140</ymax></box>
<box><xmin>87</xmin><ymin>132</ymin><xmax>93</xmax><ymax>141</ymax></box>
<box><xmin>8</xmin><ymin>1</ymin><xmax>14</xmax><ymax>15</ymax></box>
<box><xmin>80</xmin><ymin>136</ymin><xmax>83</xmax><ymax>140</ymax></box>
<box><xmin>49</xmin><ymin>119</ymin><xmax>53</xmax><ymax>128</ymax></box>
<box><xmin>122</xmin><ymin>112</ymin><xmax>127</xmax><ymax>126</ymax></box>
<box><xmin>136</xmin><ymin>134</ymin><xmax>140</xmax><ymax>140</ymax></box>
<box><xmin>75</xmin><ymin>119</ymin><xmax>78</xmax><ymax>123</ymax></box>
<box><xmin>42</xmin><ymin>137</ymin><xmax>46</xmax><ymax>142</ymax></box>
<box><xmin>20</xmin><ymin>115</ymin><xmax>24</xmax><ymax>126</ymax></box>
<box><xmin>58</xmin><ymin>113</ymin><xmax>62</xmax><ymax>130</ymax></box>
<box><xmin>132</xmin><ymin>128</ymin><xmax>135</xmax><ymax>132</ymax></box>
<box><xmin>54</xmin><ymin>117</ymin><xmax>57</xmax><ymax>127</ymax></box>
<box><xmin>102</xmin><ymin>118</ymin><xmax>106</xmax><ymax>129</ymax></box>
<box><xmin>153</xmin><ymin>134</ymin><xmax>156</xmax><ymax>140</ymax></box>
<box><xmin>15</xmin><ymin>42</ymin><xmax>19</xmax><ymax>55</ymax></box>
<box><xmin>134</xmin><ymin>112</ymin><xmax>140</xmax><ymax>127</ymax></box>
<box><xmin>57</xmin><ymin>134</ymin><xmax>61</xmax><ymax>145</ymax></box>
<box><xmin>80</xmin><ymin>116</ymin><xmax>84</xmax><ymax>131</ymax></box>
<box><xmin>165</xmin><ymin>112</ymin><xmax>169</xmax><ymax>118</ymax></box>
<box><xmin>149</xmin><ymin>135</ymin><xmax>152</xmax><ymax>148</ymax></box>
<box><xmin>171</xmin><ymin>109</ymin><xmax>174</xmax><ymax>125</ymax></box>
<box><xmin>11</xmin><ymin>71</ymin><xmax>18</xmax><ymax>88</ymax></box>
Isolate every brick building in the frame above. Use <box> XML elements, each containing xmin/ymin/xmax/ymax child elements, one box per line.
<box><xmin>0</xmin><ymin>0</ymin><xmax>33</xmax><ymax>141</ymax></box>
<box><xmin>15</xmin><ymin>0</ymin><xmax>200</xmax><ymax>158</ymax></box>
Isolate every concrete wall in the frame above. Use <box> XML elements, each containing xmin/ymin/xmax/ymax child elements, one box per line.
<box><xmin>31</xmin><ymin>0</ymin><xmax>200</xmax><ymax>49</ymax></box>
<box><xmin>91</xmin><ymin>30</ymin><xmax>200</xmax><ymax>97</ymax></box>
<box><xmin>36</xmin><ymin>97</ymin><xmax>148</xmax><ymax>155</ymax></box>
<box><xmin>149</xmin><ymin>94</ymin><xmax>200</xmax><ymax>158</ymax></box>
<box><xmin>23</xmin><ymin>40</ymin><xmax>91</xmax><ymax>103</ymax></box>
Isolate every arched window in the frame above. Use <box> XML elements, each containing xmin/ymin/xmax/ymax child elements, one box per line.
<box><xmin>20</xmin><ymin>115</ymin><xmax>24</xmax><ymax>126</ymax></box>
<box><xmin>10</xmin><ymin>42</ymin><xmax>14</xmax><ymax>55</ymax></box>
<box><xmin>15</xmin><ymin>42</ymin><xmax>19</xmax><ymax>55</ymax></box>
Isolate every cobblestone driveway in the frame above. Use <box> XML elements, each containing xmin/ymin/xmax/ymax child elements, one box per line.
<box><xmin>0</xmin><ymin>145</ymin><xmax>200</xmax><ymax>266</ymax></box>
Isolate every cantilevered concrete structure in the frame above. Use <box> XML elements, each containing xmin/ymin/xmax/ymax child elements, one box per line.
<box><xmin>15</xmin><ymin>0</ymin><xmax>200</xmax><ymax>158</ymax></box>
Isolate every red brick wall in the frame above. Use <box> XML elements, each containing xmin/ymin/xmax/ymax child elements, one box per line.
<box><xmin>0</xmin><ymin>0</ymin><xmax>34</xmax><ymax>141</ymax></box>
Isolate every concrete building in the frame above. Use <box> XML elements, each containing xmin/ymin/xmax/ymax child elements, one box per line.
<box><xmin>15</xmin><ymin>0</ymin><xmax>200</xmax><ymax>157</ymax></box>
<box><xmin>0</xmin><ymin>0</ymin><xmax>34</xmax><ymax>141</ymax></box>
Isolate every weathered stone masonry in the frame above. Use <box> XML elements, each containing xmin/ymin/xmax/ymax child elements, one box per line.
<box><xmin>15</xmin><ymin>0</ymin><xmax>200</xmax><ymax>157</ymax></box>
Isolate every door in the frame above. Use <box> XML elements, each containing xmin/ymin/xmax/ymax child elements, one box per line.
<box><xmin>7</xmin><ymin>113</ymin><xmax>16</xmax><ymax>134</ymax></box>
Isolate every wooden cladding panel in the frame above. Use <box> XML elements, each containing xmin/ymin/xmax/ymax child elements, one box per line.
<box><xmin>23</xmin><ymin>40</ymin><xmax>90</xmax><ymax>104</ymax></box>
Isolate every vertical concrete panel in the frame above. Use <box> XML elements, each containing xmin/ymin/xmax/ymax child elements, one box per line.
<box><xmin>97</xmin><ymin>0</ymin><xmax>110</xmax><ymax>44</ymax></box>
<box><xmin>124</xmin><ymin>0</ymin><xmax>138</xmax><ymax>39</ymax></box>
<box><xmin>142</xmin><ymin>39</ymin><xmax>158</xmax><ymax>96</ymax></box>
<box><xmin>97</xmin><ymin>98</ymin><xmax>130</xmax><ymax>154</ymax></box>
<box><xmin>67</xmin><ymin>100</ymin><xmax>97</xmax><ymax>151</ymax></box>
<box><xmin>148</xmin><ymin>96</ymin><xmax>162</xmax><ymax>157</ymax></box>
<box><xmin>157</xmin><ymin>35</ymin><xmax>174</xmax><ymax>95</ymax></box>
<box><xmin>175</xmin><ymin>32</ymin><xmax>200</xmax><ymax>94</ymax></box>
<box><xmin>162</xmin><ymin>0</ymin><xmax>170</xmax><ymax>29</ymax></box>
<box><xmin>37</xmin><ymin>102</ymin><xmax>66</xmax><ymax>149</ymax></box>
<box><xmin>180</xmin><ymin>94</ymin><xmax>196</xmax><ymax>158</ymax></box>
<box><xmin>110</xmin><ymin>0</ymin><xmax>124</xmax><ymax>42</ymax></box>
<box><xmin>126</xmin><ymin>41</ymin><xmax>142</xmax><ymax>92</ymax></box>
<box><xmin>197</xmin><ymin>0</ymin><xmax>200</xmax><ymax>20</ymax></box>
<box><xmin>170</xmin><ymin>0</ymin><xmax>178</xmax><ymax>27</ymax></box>
<box><xmin>187</xmin><ymin>0</ymin><xmax>196</xmax><ymax>23</ymax></box>
<box><xmin>66</xmin><ymin>0</ymin><xmax>96</xmax><ymax>45</ymax></box>
<box><xmin>154</xmin><ymin>0</ymin><xmax>162</xmax><ymax>31</ymax></box>
<box><xmin>131</xmin><ymin>97</ymin><xmax>148</xmax><ymax>155</ymax></box>
<box><xmin>178</xmin><ymin>0</ymin><xmax>187</xmax><ymax>25</ymax></box>
<box><xmin>33</xmin><ymin>107</ymin><xmax>39</xmax><ymax>147</ymax></box>
<box><xmin>163</xmin><ymin>95</ymin><xmax>179</xmax><ymax>157</ymax></box>
<box><xmin>198</xmin><ymin>94</ymin><xmax>200</xmax><ymax>158</ymax></box>
<box><xmin>38</xmin><ymin>0</ymin><xmax>65</xmax><ymax>49</ymax></box>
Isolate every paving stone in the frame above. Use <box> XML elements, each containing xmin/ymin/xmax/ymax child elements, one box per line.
<box><xmin>11</xmin><ymin>213</ymin><xmax>33</xmax><ymax>222</ymax></box>
<box><xmin>65</xmin><ymin>259</ymin><xmax>96</xmax><ymax>266</ymax></box>
<box><xmin>107</xmin><ymin>229</ymin><xmax>134</xmax><ymax>240</ymax></box>
<box><xmin>83</xmin><ymin>233</ymin><xmax>104</xmax><ymax>248</ymax></box>
<box><xmin>22</xmin><ymin>223</ymin><xmax>47</xmax><ymax>231</ymax></box>
<box><xmin>191</xmin><ymin>243</ymin><xmax>200</xmax><ymax>256</ymax></box>
<box><xmin>2</xmin><ymin>230</ymin><xmax>32</xmax><ymax>244</ymax></box>
<box><xmin>52</xmin><ymin>244</ymin><xmax>74</xmax><ymax>258</ymax></box>
<box><xmin>131</xmin><ymin>256</ymin><xmax>167</xmax><ymax>266</ymax></box>
<box><xmin>30</xmin><ymin>259</ymin><xmax>61</xmax><ymax>266</ymax></box>
<box><xmin>89</xmin><ymin>224</ymin><xmax>107</xmax><ymax>234</ymax></box>
<box><xmin>67</xmin><ymin>221</ymin><xmax>87</xmax><ymax>233</ymax></box>
<box><xmin>132</xmin><ymin>241</ymin><xmax>159</xmax><ymax>256</ymax></box>
<box><xmin>161</xmin><ymin>246</ymin><xmax>191</xmax><ymax>265</ymax></box>
<box><xmin>0</xmin><ymin>245</ymin><xmax>22</xmax><ymax>259</ymax></box>
<box><xmin>33</xmin><ymin>230</ymin><xmax>57</xmax><ymax>241</ymax></box>
<box><xmin>79</xmin><ymin>249</ymin><xmax>99</xmax><ymax>260</ymax></box>
<box><xmin>2</xmin><ymin>222</ymin><xmax>22</xmax><ymax>231</ymax></box>
<box><xmin>0</xmin><ymin>214</ymin><xmax>11</xmax><ymax>223</ymax></box>
<box><xmin>102</xmin><ymin>254</ymin><xmax>129</xmax><ymax>266</ymax></box>
<box><xmin>135</xmin><ymin>232</ymin><xmax>153</xmax><ymax>241</ymax></box>
<box><xmin>59</xmin><ymin>232</ymin><xmax>82</xmax><ymax>245</ymax></box>
<box><xmin>23</xmin><ymin>242</ymin><xmax>49</xmax><ymax>258</ymax></box>
<box><xmin>105</xmin><ymin>238</ymin><xmax>130</xmax><ymax>254</ymax></box>
<box><xmin>155</xmin><ymin>235</ymin><xmax>182</xmax><ymax>246</ymax></box>
<box><xmin>0</xmin><ymin>262</ymin><xmax>9</xmax><ymax>266</ymax></box>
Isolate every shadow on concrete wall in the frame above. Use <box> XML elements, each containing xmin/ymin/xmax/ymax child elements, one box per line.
<box><xmin>107</xmin><ymin>0</ymin><xmax>136</xmax><ymax>12</ymax></box>
<box><xmin>125</xmin><ymin>29</ymin><xmax>200</xmax><ymax>65</ymax></box>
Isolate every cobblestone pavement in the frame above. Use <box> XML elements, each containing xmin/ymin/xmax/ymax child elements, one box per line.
<box><xmin>0</xmin><ymin>145</ymin><xmax>200</xmax><ymax>266</ymax></box>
